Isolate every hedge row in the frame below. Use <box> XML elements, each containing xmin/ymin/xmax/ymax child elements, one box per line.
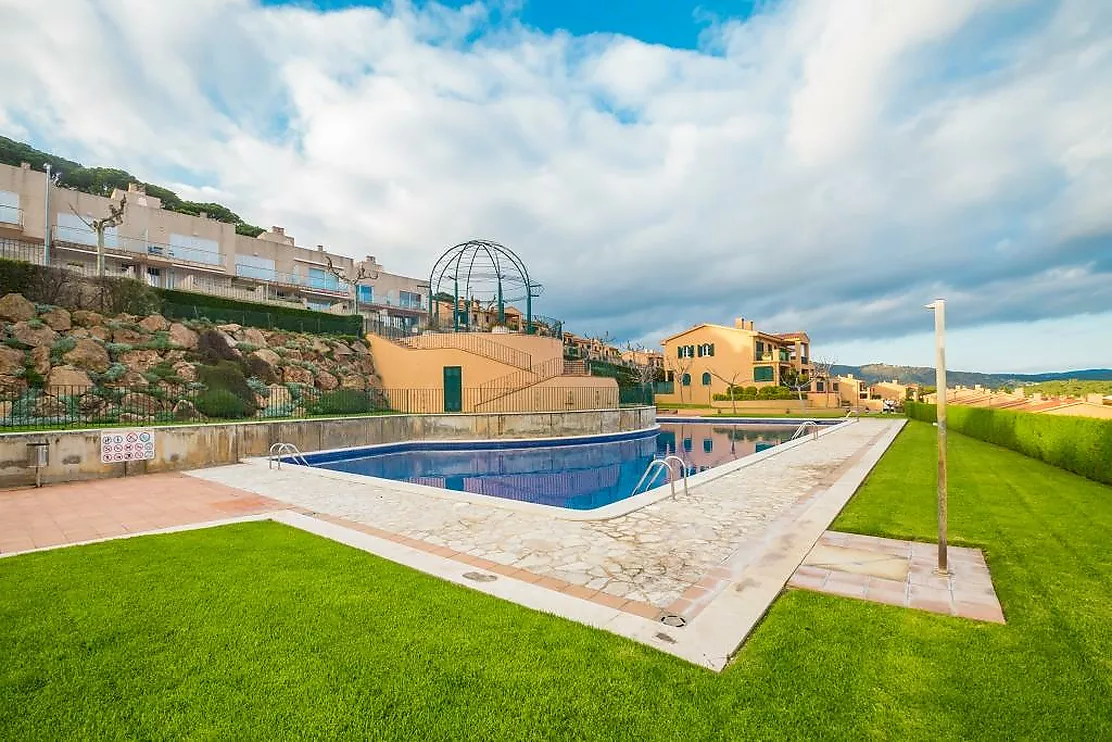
<box><xmin>905</xmin><ymin>401</ymin><xmax>1112</xmax><ymax>485</ymax></box>
<box><xmin>155</xmin><ymin>288</ymin><xmax>363</xmax><ymax>336</ymax></box>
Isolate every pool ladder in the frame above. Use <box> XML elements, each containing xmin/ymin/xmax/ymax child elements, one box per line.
<box><xmin>269</xmin><ymin>442</ymin><xmax>310</xmax><ymax>470</ymax></box>
<box><xmin>632</xmin><ymin>455</ymin><xmax>689</xmax><ymax>499</ymax></box>
<box><xmin>789</xmin><ymin>421</ymin><xmax>822</xmax><ymax>441</ymax></box>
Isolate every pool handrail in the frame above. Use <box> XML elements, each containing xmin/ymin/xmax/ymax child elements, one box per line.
<box><xmin>632</xmin><ymin>454</ymin><xmax>690</xmax><ymax>499</ymax></box>
<box><xmin>269</xmin><ymin>442</ymin><xmax>310</xmax><ymax>469</ymax></box>
<box><xmin>789</xmin><ymin>421</ymin><xmax>821</xmax><ymax>441</ymax></box>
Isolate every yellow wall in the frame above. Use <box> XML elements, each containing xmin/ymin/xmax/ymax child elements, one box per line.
<box><xmin>658</xmin><ymin>325</ymin><xmax>756</xmax><ymax>405</ymax></box>
<box><xmin>368</xmin><ymin>333</ymin><xmax>616</xmax><ymax>413</ymax></box>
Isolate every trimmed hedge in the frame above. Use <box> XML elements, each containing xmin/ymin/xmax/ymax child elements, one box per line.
<box><xmin>905</xmin><ymin>401</ymin><xmax>1112</xmax><ymax>485</ymax></box>
<box><xmin>155</xmin><ymin>288</ymin><xmax>363</xmax><ymax>336</ymax></box>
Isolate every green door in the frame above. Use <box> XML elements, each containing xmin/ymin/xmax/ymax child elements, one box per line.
<box><xmin>443</xmin><ymin>366</ymin><xmax>462</xmax><ymax>412</ymax></box>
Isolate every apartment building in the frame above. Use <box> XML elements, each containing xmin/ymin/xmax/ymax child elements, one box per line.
<box><xmin>0</xmin><ymin>161</ymin><xmax>428</xmax><ymax>331</ymax></box>
<box><xmin>655</xmin><ymin>318</ymin><xmax>813</xmax><ymax>404</ymax></box>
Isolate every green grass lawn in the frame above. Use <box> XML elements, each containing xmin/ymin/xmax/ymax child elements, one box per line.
<box><xmin>2</xmin><ymin>421</ymin><xmax>1110</xmax><ymax>739</ymax></box>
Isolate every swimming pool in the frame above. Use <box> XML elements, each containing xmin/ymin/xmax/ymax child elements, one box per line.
<box><xmin>289</xmin><ymin>421</ymin><xmax>829</xmax><ymax>510</ymax></box>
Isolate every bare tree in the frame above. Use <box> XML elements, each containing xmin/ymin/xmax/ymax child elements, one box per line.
<box><xmin>811</xmin><ymin>355</ymin><xmax>837</xmax><ymax>408</ymax></box>
<box><xmin>621</xmin><ymin>342</ymin><xmax>661</xmax><ymax>405</ymax></box>
<box><xmin>323</xmin><ymin>254</ymin><xmax>380</xmax><ymax>316</ymax></box>
<box><xmin>70</xmin><ymin>195</ymin><xmax>126</xmax><ymax>278</ymax></box>
<box><xmin>664</xmin><ymin>356</ymin><xmax>693</xmax><ymax>403</ymax></box>
<box><xmin>708</xmin><ymin>368</ymin><xmax>750</xmax><ymax>416</ymax></box>
<box><xmin>781</xmin><ymin>367</ymin><xmax>811</xmax><ymax>412</ymax></box>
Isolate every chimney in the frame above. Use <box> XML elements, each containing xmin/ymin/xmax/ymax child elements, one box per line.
<box><xmin>127</xmin><ymin>183</ymin><xmax>146</xmax><ymax>194</ymax></box>
<box><xmin>272</xmin><ymin>226</ymin><xmax>284</xmax><ymax>236</ymax></box>
<box><xmin>735</xmin><ymin>317</ymin><xmax>745</xmax><ymax>329</ymax></box>
<box><xmin>317</xmin><ymin>244</ymin><xmax>324</xmax><ymax>252</ymax></box>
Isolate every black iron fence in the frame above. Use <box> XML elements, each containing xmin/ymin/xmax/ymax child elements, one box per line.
<box><xmin>0</xmin><ymin>383</ymin><xmax>645</xmax><ymax>430</ymax></box>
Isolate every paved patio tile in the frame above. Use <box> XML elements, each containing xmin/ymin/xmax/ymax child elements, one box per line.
<box><xmin>791</xmin><ymin>530</ymin><xmax>1004</xmax><ymax>623</ymax></box>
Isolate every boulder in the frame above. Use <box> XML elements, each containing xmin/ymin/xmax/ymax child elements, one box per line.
<box><xmin>172</xmin><ymin>399</ymin><xmax>199</xmax><ymax>421</ymax></box>
<box><xmin>119</xmin><ymin>349</ymin><xmax>162</xmax><ymax>372</ymax></box>
<box><xmin>89</xmin><ymin>326</ymin><xmax>112</xmax><ymax>341</ymax></box>
<box><xmin>283</xmin><ymin>349</ymin><xmax>303</xmax><ymax>361</ymax></box>
<box><xmin>70</xmin><ymin>327</ymin><xmax>90</xmax><ymax>339</ymax></box>
<box><xmin>163</xmin><ymin>349</ymin><xmax>186</xmax><ymax>363</ymax></box>
<box><xmin>349</xmin><ymin>341</ymin><xmax>369</xmax><ymax>356</ymax></box>
<box><xmin>332</xmin><ymin>342</ymin><xmax>354</xmax><ymax>357</ymax></box>
<box><xmin>252</xmin><ymin>348</ymin><xmax>282</xmax><ymax>367</ymax></box>
<box><xmin>168</xmin><ymin>322</ymin><xmax>199</xmax><ymax>349</ymax></box>
<box><xmin>216</xmin><ymin>323</ymin><xmax>243</xmax><ymax>337</ymax></box>
<box><xmin>77</xmin><ymin>393</ymin><xmax>107</xmax><ymax>414</ymax></box>
<box><xmin>316</xmin><ymin>370</ymin><xmax>339</xmax><ymax>390</ymax></box>
<box><xmin>30</xmin><ymin>345</ymin><xmax>50</xmax><ymax>376</ymax></box>
<box><xmin>63</xmin><ymin>338</ymin><xmax>111</xmax><ymax>373</ymax></box>
<box><xmin>115</xmin><ymin>369</ymin><xmax>149</xmax><ymax>387</ymax></box>
<box><xmin>47</xmin><ymin>365</ymin><xmax>93</xmax><ymax>389</ymax></box>
<box><xmin>357</xmin><ymin>356</ymin><xmax>376</xmax><ymax>375</ymax></box>
<box><xmin>119</xmin><ymin>412</ymin><xmax>152</xmax><ymax>423</ymax></box>
<box><xmin>10</xmin><ymin>321</ymin><xmax>59</xmax><ymax>348</ymax></box>
<box><xmin>40</xmin><ymin>307</ymin><xmax>72</xmax><ymax>331</ymax></box>
<box><xmin>71</xmin><ymin>310</ymin><xmax>105</xmax><ymax>327</ymax></box>
<box><xmin>138</xmin><ymin>314</ymin><xmax>169</xmax><ymax>333</ymax></box>
<box><xmin>243</xmin><ymin>327</ymin><xmax>267</xmax><ymax>347</ymax></box>
<box><xmin>34</xmin><ymin>395</ymin><xmax>68</xmax><ymax>418</ymax></box>
<box><xmin>171</xmin><ymin>361</ymin><xmax>196</xmax><ymax>382</ymax></box>
<box><xmin>0</xmin><ymin>376</ymin><xmax>27</xmax><ymax>394</ymax></box>
<box><xmin>0</xmin><ymin>293</ymin><xmax>35</xmax><ymax>322</ymax></box>
<box><xmin>0</xmin><ymin>346</ymin><xmax>24</xmax><ymax>376</ymax></box>
<box><xmin>282</xmin><ymin>365</ymin><xmax>314</xmax><ymax>385</ymax></box>
<box><xmin>119</xmin><ymin>392</ymin><xmax>162</xmax><ymax>414</ymax></box>
<box><xmin>112</xmin><ymin>326</ymin><xmax>148</xmax><ymax>344</ymax></box>
<box><xmin>217</xmin><ymin>331</ymin><xmax>239</xmax><ymax>348</ymax></box>
<box><xmin>341</xmin><ymin>374</ymin><xmax>366</xmax><ymax>390</ymax></box>
<box><xmin>309</xmin><ymin>338</ymin><xmax>330</xmax><ymax>355</ymax></box>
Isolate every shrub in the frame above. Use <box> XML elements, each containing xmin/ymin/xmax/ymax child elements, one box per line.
<box><xmin>309</xmin><ymin>389</ymin><xmax>374</xmax><ymax>416</ymax></box>
<box><xmin>50</xmin><ymin>336</ymin><xmax>77</xmax><ymax>358</ymax></box>
<box><xmin>194</xmin><ymin>389</ymin><xmax>250</xmax><ymax>419</ymax></box>
<box><xmin>905</xmin><ymin>402</ymin><xmax>1112</xmax><ymax>485</ymax></box>
<box><xmin>246</xmin><ymin>377</ymin><xmax>269</xmax><ymax>396</ymax></box>
<box><xmin>195</xmin><ymin>361</ymin><xmax>256</xmax><ymax>413</ymax></box>
<box><xmin>104</xmin><ymin>342</ymin><xmax>133</xmax><ymax>356</ymax></box>
<box><xmin>93</xmin><ymin>277</ymin><xmax>161</xmax><ymax>316</ymax></box>
<box><xmin>102</xmin><ymin>362</ymin><xmax>128</xmax><ymax>382</ymax></box>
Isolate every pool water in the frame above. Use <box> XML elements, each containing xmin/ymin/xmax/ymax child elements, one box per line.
<box><xmin>302</xmin><ymin>422</ymin><xmax>802</xmax><ymax>510</ymax></box>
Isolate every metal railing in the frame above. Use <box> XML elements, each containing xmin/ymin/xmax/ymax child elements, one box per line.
<box><xmin>389</xmin><ymin>331</ymin><xmax>534</xmax><ymax>370</ymax></box>
<box><xmin>631</xmin><ymin>454</ymin><xmax>690</xmax><ymax>498</ymax></box>
<box><xmin>269</xmin><ymin>442</ymin><xmax>309</xmax><ymax>469</ymax></box>
<box><xmin>789</xmin><ymin>420</ymin><xmax>822</xmax><ymax>440</ymax></box>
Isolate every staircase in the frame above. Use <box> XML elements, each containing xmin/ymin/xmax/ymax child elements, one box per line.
<box><xmin>473</xmin><ymin>358</ymin><xmax>592</xmax><ymax>409</ymax></box>
<box><xmin>382</xmin><ymin>331</ymin><xmax>534</xmax><ymax>369</ymax></box>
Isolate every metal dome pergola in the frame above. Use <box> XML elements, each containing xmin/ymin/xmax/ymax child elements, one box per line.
<box><xmin>428</xmin><ymin>240</ymin><xmax>543</xmax><ymax>333</ymax></box>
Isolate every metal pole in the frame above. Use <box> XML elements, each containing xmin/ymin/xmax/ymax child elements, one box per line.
<box><xmin>97</xmin><ymin>227</ymin><xmax>105</xmax><ymax>278</ymax></box>
<box><xmin>929</xmin><ymin>299</ymin><xmax>948</xmax><ymax>574</ymax></box>
<box><xmin>42</xmin><ymin>164</ymin><xmax>51</xmax><ymax>265</ymax></box>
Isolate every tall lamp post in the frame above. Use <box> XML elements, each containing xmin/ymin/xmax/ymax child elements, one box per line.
<box><xmin>925</xmin><ymin>299</ymin><xmax>948</xmax><ymax>574</ymax></box>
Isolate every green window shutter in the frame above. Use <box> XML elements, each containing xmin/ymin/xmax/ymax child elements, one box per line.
<box><xmin>702</xmin><ymin>372</ymin><xmax>712</xmax><ymax>386</ymax></box>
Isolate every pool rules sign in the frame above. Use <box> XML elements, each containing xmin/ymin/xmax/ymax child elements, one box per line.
<box><xmin>100</xmin><ymin>429</ymin><xmax>156</xmax><ymax>464</ymax></box>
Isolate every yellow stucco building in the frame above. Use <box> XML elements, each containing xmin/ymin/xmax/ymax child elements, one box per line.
<box><xmin>655</xmin><ymin>318</ymin><xmax>812</xmax><ymax>405</ymax></box>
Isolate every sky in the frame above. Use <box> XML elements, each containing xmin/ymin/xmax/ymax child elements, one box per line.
<box><xmin>0</xmin><ymin>0</ymin><xmax>1109</xmax><ymax>373</ymax></box>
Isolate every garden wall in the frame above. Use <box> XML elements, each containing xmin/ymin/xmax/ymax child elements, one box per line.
<box><xmin>0</xmin><ymin>406</ymin><xmax>656</xmax><ymax>489</ymax></box>
<box><xmin>904</xmin><ymin>401</ymin><xmax>1112</xmax><ymax>485</ymax></box>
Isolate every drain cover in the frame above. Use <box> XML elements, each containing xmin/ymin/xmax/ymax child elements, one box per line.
<box><xmin>462</xmin><ymin>571</ymin><xmax>498</xmax><ymax>583</ymax></box>
<box><xmin>660</xmin><ymin>614</ymin><xmax>687</xmax><ymax>628</ymax></box>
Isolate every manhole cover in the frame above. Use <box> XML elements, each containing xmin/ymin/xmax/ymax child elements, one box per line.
<box><xmin>462</xmin><ymin>571</ymin><xmax>498</xmax><ymax>583</ymax></box>
<box><xmin>660</xmin><ymin>614</ymin><xmax>687</xmax><ymax>628</ymax></box>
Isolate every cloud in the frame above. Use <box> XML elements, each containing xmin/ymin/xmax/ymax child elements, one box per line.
<box><xmin>1</xmin><ymin>0</ymin><xmax>1110</xmax><ymax>370</ymax></box>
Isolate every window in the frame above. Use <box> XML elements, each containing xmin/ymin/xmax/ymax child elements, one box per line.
<box><xmin>832</xmin><ymin>382</ymin><xmax>840</xmax><ymax>392</ymax></box>
<box><xmin>681</xmin><ymin>373</ymin><xmax>691</xmax><ymax>386</ymax></box>
<box><xmin>677</xmin><ymin>344</ymin><xmax>695</xmax><ymax>359</ymax></box>
<box><xmin>696</xmin><ymin>342</ymin><xmax>715</xmax><ymax>357</ymax></box>
<box><xmin>755</xmin><ymin>341</ymin><xmax>764</xmax><ymax>355</ymax></box>
<box><xmin>0</xmin><ymin>190</ymin><xmax>18</xmax><ymax>225</ymax></box>
<box><xmin>703</xmin><ymin>439</ymin><xmax>713</xmax><ymax>454</ymax></box>
<box><xmin>357</xmin><ymin>285</ymin><xmax>374</xmax><ymax>304</ymax></box>
<box><xmin>683</xmin><ymin>438</ymin><xmax>693</xmax><ymax>453</ymax></box>
<box><xmin>306</xmin><ymin>298</ymin><xmax>332</xmax><ymax>311</ymax></box>
<box><xmin>701</xmin><ymin>372</ymin><xmax>712</xmax><ymax>386</ymax></box>
<box><xmin>308</xmin><ymin>267</ymin><xmax>341</xmax><ymax>291</ymax></box>
<box><xmin>815</xmin><ymin>380</ymin><xmax>825</xmax><ymax>392</ymax></box>
<box><xmin>170</xmin><ymin>233</ymin><xmax>221</xmax><ymax>265</ymax></box>
<box><xmin>754</xmin><ymin>366</ymin><xmax>774</xmax><ymax>382</ymax></box>
<box><xmin>399</xmin><ymin>290</ymin><xmax>423</xmax><ymax>309</ymax></box>
<box><xmin>235</xmin><ymin>254</ymin><xmax>276</xmax><ymax>280</ymax></box>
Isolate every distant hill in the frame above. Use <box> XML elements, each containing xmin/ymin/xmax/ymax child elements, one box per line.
<box><xmin>831</xmin><ymin>364</ymin><xmax>1112</xmax><ymax>389</ymax></box>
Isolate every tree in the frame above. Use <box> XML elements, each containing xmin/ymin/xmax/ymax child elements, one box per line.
<box><xmin>708</xmin><ymin>367</ymin><xmax>750</xmax><ymax>415</ymax></box>
<box><xmin>323</xmin><ymin>255</ymin><xmax>379</xmax><ymax>316</ymax></box>
<box><xmin>781</xmin><ymin>366</ymin><xmax>811</xmax><ymax>412</ymax></box>
<box><xmin>70</xmin><ymin>195</ymin><xmax>126</xmax><ymax>278</ymax></box>
<box><xmin>664</xmin><ymin>356</ymin><xmax>693</xmax><ymax>403</ymax></box>
<box><xmin>622</xmin><ymin>342</ymin><xmax>661</xmax><ymax>404</ymax></box>
<box><xmin>811</xmin><ymin>355</ymin><xmax>837</xmax><ymax>408</ymax></box>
